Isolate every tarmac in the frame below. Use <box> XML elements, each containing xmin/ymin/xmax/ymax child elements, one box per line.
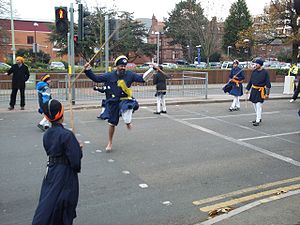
<box><xmin>1</xmin><ymin>82</ymin><xmax>300</xmax><ymax>225</ymax></box>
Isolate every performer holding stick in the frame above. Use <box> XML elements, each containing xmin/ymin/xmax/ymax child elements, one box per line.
<box><xmin>245</xmin><ymin>58</ymin><xmax>271</xmax><ymax>126</ymax></box>
<box><xmin>84</xmin><ymin>55</ymin><xmax>154</xmax><ymax>152</ymax></box>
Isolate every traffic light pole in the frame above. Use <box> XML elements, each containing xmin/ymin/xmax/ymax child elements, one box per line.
<box><xmin>105</xmin><ymin>15</ymin><xmax>109</xmax><ymax>72</ymax></box>
<box><xmin>69</xmin><ymin>3</ymin><xmax>75</xmax><ymax>105</ymax></box>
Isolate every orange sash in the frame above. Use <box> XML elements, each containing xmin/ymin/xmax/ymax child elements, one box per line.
<box><xmin>252</xmin><ymin>85</ymin><xmax>265</xmax><ymax>99</ymax></box>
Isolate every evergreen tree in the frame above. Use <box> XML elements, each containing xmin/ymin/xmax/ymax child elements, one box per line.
<box><xmin>223</xmin><ymin>0</ymin><xmax>252</xmax><ymax>58</ymax></box>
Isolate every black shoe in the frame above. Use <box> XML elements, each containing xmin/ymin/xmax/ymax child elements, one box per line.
<box><xmin>153</xmin><ymin>112</ymin><xmax>160</xmax><ymax>115</ymax></box>
<box><xmin>8</xmin><ymin>106</ymin><xmax>14</xmax><ymax>110</ymax></box>
<box><xmin>253</xmin><ymin>122</ymin><xmax>260</xmax><ymax>126</ymax></box>
<box><xmin>229</xmin><ymin>108</ymin><xmax>234</xmax><ymax>112</ymax></box>
<box><xmin>44</xmin><ymin>125</ymin><xmax>49</xmax><ymax>130</ymax></box>
<box><xmin>252</xmin><ymin>119</ymin><xmax>262</xmax><ymax>123</ymax></box>
<box><xmin>235</xmin><ymin>107</ymin><xmax>240</xmax><ymax>111</ymax></box>
<box><xmin>161</xmin><ymin>111</ymin><xmax>167</xmax><ymax>114</ymax></box>
<box><xmin>37</xmin><ymin>124</ymin><xmax>45</xmax><ymax>131</ymax></box>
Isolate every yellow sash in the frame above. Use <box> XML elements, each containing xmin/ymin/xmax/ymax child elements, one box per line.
<box><xmin>252</xmin><ymin>85</ymin><xmax>265</xmax><ymax>99</ymax></box>
<box><xmin>117</xmin><ymin>79</ymin><xmax>133</xmax><ymax>100</ymax></box>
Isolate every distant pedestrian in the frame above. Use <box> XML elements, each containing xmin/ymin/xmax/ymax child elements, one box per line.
<box><xmin>153</xmin><ymin>65</ymin><xmax>171</xmax><ymax>114</ymax></box>
<box><xmin>32</xmin><ymin>99</ymin><xmax>83</xmax><ymax>225</ymax></box>
<box><xmin>245</xmin><ymin>58</ymin><xmax>271</xmax><ymax>126</ymax></box>
<box><xmin>5</xmin><ymin>56</ymin><xmax>30</xmax><ymax>110</ymax></box>
<box><xmin>223</xmin><ymin>60</ymin><xmax>245</xmax><ymax>111</ymax></box>
<box><xmin>36</xmin><ymin>74</ymin><xmax>52</xmax><ymax>131</ymax></box>
<box><xmin>289</xmin><ymin>63</ymin><xmax>300</xmax><ymax>102</ymax></box>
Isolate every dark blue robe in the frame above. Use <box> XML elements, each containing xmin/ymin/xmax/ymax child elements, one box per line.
<box><xmin>246</xmin><ymin>69</ymin><xmax>271</xmax><ymax>103</ymax></box>
<box><xmin>32</xmin><ymin>123</ymin><xmax>82</xmax><ymax>225</ymax></box>
<box><xmin>85</xmin><ymin>69</ymin><xmax>145</xmax><ymax>125</ymax></box>
<box><xmin>228</xmin><ymin>67</ymin><xmax>244</xmax><ymax>96</ymax></box>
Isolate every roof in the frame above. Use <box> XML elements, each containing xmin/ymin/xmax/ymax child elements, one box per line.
<box><xmin>0</xmin><ymin>19</ymin><xmax>52</xmax><ymax>32</ymax></box>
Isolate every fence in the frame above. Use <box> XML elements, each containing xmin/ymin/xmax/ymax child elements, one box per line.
<box><xmin>0</xmin><ymin>71</ymin><xmax>208</xmax><ymax>102</ymax></box>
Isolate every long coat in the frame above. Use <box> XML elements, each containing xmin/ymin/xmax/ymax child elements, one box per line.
<box><xmin>246</xmin><ymin>69</ymin><xmax>271</xmax><ymax>103</ymax></box>
<box><xmin>7</xmin><ymin>64</ymin><xmax>30</xmax><ymax>89</ymax></box>
<box><xmin>32</xmin><ymin>123</ymin><xmax>82</xmax><ymax>225</ymax></box>
<box><xmin>228</xmin><ymin>67</ymin><xmax>245</xmax><ymax>96</ymax></box>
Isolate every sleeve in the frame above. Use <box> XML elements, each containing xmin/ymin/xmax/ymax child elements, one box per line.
<box><xmin>7</xmin><ymin>66</ymin><xmax>13</xmax><ymax>75</ymax></box>
<box><xmin>246</xmin><ymin>75</ymin><xmax>252</xmax><ymax>91</ymax></box>
<box><xmin>64</xmin><ymin>132</ymin><xmax>83</xmax><ymax>173</ymax></box>
<box><xmin>265</xmin><ymin>70</ymin><xmax>271</xmax><ymax>89</ymax></box>
<box><xmin>24</xmin><ymin>66</ymin><xmax>30</xmax><ymax>81</ymax></box>
<box><xmin>132</xmin><ymin>71</ymin><xmax>145</xmax><ymax>83</ymax></box>
<box><xmin>153</xmin><ymin>74</ymin><xmax>157</xmax><ymax>85</ymax></box>
<box><xmin>85</xmin><ymin>69</ymin><xmax>106</xmax><ymax>83</ymax></box>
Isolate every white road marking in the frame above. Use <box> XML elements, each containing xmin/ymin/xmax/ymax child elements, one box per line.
<box><xmin>139</xmin><ymin>183</ymin><xmax>149</xmax><ymax>188</ymax></box>
<box><xmin>239</xmin><ymin>131</ymin><xmax>300</xmax><ymax>141</ymax></box>
<box><xmin>143</xmin><ymin>107</ymin><xmax>300</xmax><ymax>167</ymax></box>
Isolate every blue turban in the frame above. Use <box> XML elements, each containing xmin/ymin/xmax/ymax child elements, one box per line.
<box><xmin>255</xmin><ymin>58</ymin><xmax>264</xmax><ymax>66</ymax></box>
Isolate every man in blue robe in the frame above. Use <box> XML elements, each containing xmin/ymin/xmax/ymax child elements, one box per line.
<box><xmin>84</xmin><ymin>55</ymin><xmax>151</xmax><ymax>151</ymax></box>
<box><xmin>246</xmin><ymin>58</ymin><xmax>271</xmax><ymax>126</ymax></box>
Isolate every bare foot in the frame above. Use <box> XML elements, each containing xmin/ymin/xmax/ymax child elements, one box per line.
<box><xmin>105</xmin><ymin>143</ymin><xmax>112</xmax><ymax>152</ymax></box>
<box><xmin>126</xmin><ymin>123</ymin><xmax>132</xmax><ymax>130</ymax></box>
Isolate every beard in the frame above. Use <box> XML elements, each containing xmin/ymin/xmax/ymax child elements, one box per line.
<box><xmin>118</xmin><ymin>69</ymin><xmax>126</xmax><ymax>78</ymax></box>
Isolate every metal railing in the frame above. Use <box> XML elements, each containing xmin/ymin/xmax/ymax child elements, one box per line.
<box><xmin>0</xmin><ymin>72</ymin><xmax>208</xmax><ymax>102</ymax></box>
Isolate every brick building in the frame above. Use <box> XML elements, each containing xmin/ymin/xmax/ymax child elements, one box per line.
<box><xmin>0</xmin><ymin>18</ymin><xmax>57</xmax><ymax>62</ymax></box>
<box><xmin>147</xmin><ymin>15</ymin><xmax>183</xmax><ymax>64</ymax></box>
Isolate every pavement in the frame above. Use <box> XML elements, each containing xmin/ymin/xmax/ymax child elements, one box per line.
<box><xmin>0</xmin><ymin>83</ymin><xmax>295</xmax><ymax>112</ymax></box>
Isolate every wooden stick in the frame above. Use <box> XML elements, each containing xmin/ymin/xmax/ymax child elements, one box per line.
<box><xmin>68</xmin><ymin>23</ymin><xmax>122</xmax><ymax>132</ymax></box>
<box><xmin>72</xmin><ymin>26</ymin><xmax>121</xmax><ymax>85</ymax></box>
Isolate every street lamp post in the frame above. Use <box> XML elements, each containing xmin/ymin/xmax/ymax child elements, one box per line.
<box><xmin>155</xmin><ymin>32</ymin><xmax>160</xmax><ymax>64</ymax></box>
<box><xmin>227</xmin><ymin>46</ymin><xmax>232</xmax><ymax>58</ymax></box>
<box><xmin>243</xmin><ymin>39</ymin><xmax>250</xmax><ymax>61</ymax></box>
<box><xmin>196</xmin><ymin>45</ymin><xmax>201</xmax><ymax>65</ymax></box>
<box><xmin>33</xmin><ymin>22</ymin><xmax>39</xmax><ymax>62</ymax></box>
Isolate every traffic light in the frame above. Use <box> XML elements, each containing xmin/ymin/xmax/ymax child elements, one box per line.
<box><xmin>55</xmin><ymin>7</ymin><xmax>68</xmax><ymax>36</ymax></box>
<box><xmin>78</xmin><ymin>4</ymin><xmax>90</xmax><ymax>41</ymax></box>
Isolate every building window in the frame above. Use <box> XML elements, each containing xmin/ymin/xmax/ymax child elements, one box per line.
<box><xmin>27</xmin><ymin>36</ymin><xmax>34</xmax><ymax>44</ymax></box>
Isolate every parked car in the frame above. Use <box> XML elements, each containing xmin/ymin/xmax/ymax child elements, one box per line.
<box><xmin>195</xmin><ymin>62</ymin><xmax>207</xmax><ymax>69</ymax></box>
<box><xmin>48</xmin><ymin>61</ymin><xmax>65</xmax><ymax>70</ymax></box>
<box><xmin>138</xmin><ymin>62</ymin><xmax>153</xmax><ymax>69</ymax></box>
<box><xmin>0</xmin><ymin>62</ymin><xmax>11</xmax><ymax>70</ymax></box>
<box><xmin>176</xmin><ymin>59</ymin><xmax>190</xmax><ymax>66</ymax></box>
<box><xmin>208</xmin><ymin>62</ymin><xmax>221</xmax><ymax>69</ymax></box>
<box><xmin>161</xmin><ymin>62</ymin><xmax>178</xmax><ymax>69</ymax></box>
<box><xmin>126</xmin><ymin>63</ymin><xmax>137</xmax><ymax>69</ymax></box>
<box><xmin>221</xmin><ymin>61</ymin><xmax>233</xmax><ymax>69</ymax></box>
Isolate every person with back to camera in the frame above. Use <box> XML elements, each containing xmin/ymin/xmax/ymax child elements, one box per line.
<box><xmin>289</xmin><ymin>63</ymin><xmax>300</xmax><ymax>103</ymax></box>
<box><xmin>5</xmin><ymin>56</ymin><xmax>30</xmax><ymax>110</ymax></box>
<box><xmin>84</xmin><ymin>55</ymin><xmax>153</xmax><ymax>152</ymax></box>
<box><xmin>153</xmin><ymin>65</ymin><xmax>171</xmax><ymax>114</ymax></box>
<box><xmin>245</xmin><ymin>58</ymin><xmax>271</xmax><ymax>126</ymax></box>
<box><xmin>32</xmin><ymin>99</ymin><xmax>83</xmax><ymax>225</ymax></box>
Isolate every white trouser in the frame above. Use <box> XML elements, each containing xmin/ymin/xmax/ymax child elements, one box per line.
<box><xmin>39</xmin><ymin>117</ymin><xmax>50</xmax><ymax>127</ymax></box>
<box><xmin>122</xmin><ymin>109</ymin><xmax>133</xmax><ymax>124</ymax></box>
<box><xmin>231</xmin><ymin>96</ymin><xmax>240</xmax><ymax>109</ymax></box>
<box><xmin>156</xmin><ymin>95</ymin><xmax>166</xmax><ymax>112</ymax></box>
<box><xmin>253</xmin><ymin>102</ymin><xmax>262</xmax><ymax>122</ymax></box>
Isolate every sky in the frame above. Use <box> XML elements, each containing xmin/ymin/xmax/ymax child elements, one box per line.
<box><xmin>9</xmin><ymin>0</ymin><xmax>271</xmax><ymax>22</ymax></box>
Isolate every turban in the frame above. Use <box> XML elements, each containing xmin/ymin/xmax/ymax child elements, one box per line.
<box><xmin>114</xmin><ymin>55</ymin><xmax>128</xmax><ymax>66</ymax></box>
<box><xmin>16</xmin><ymin>56</ymin><xmax>24</xmax><ymax>63</ymax></box>
<box><xmin>43</xmin><ymin>99</ymin><xmax>64</xmax><ymax>122</ymax></box>
<box><xmin>41</xmin><ymin>73</ymin><xmax>50</xmax><ymax>82</ymax></box>
<box><xmin>255</xmin><ymin>58</ymin><xmax>264</xmax><ymax>66</ymax></box>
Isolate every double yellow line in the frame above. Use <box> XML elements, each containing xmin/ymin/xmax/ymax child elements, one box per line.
<box><xmin>193</xmin><ymin>176</ymin><xmax>300</xmax><ymax>212</ymax></box>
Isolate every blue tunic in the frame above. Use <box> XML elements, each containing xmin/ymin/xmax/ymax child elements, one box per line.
<box><xmin>246</xmin><ymin>69</ymin><xmax>271</xmax><ymax>103</ymax></box>
<box><xmin>228</xmin><ymin>67</ymin><xmax>245</xmax><ymax>96</ymax></box>
<box><xmin>32</xmin><ymin>123</ymin><xmax>82</xmax><ymax>225</ymax></box>
<box><xmin>85</xmin><ymin>69</ymin><xmax>145</xmax><ymax>125</ymax></box>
